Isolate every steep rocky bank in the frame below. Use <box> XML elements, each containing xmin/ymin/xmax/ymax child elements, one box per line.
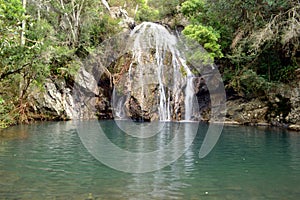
<box><xmin>225</xmin><ymin>81</ymin><xmax>300</xmax><ymax>131</ymax></box>
<box><xmin>29</xmin><ymin>67</ymin><xmax>113</xmax><ymax>121</ymax></box>
<box><xmin>28</xmin><ymin>63</ymin><xmax>300</xmax><ymax>131</ymax></box>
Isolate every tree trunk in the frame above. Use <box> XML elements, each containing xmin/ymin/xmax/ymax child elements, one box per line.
<box><xmin>101</xmin><ymin>0</ymin><xmax>110</xmax><ymax>11</ymax></box>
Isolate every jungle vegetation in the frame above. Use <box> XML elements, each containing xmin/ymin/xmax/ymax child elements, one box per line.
<box><xmin>0</xmin><ymin>0</ymin><xmax>299</xmax><ymax>128</ymax></box>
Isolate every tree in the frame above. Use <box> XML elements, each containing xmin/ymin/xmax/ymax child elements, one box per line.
<box><xmin>181</xmin><ymin>0</ymin><xmax>299</xmax><ymax>84</ymax></box>
<box><xmin>0</xmin><ymin>0</ymin><xmax>55</xmax><ymax>127</ymax></box>
<box><xmin>0</xmin><ymin>0</ymin><xmax>125</xmax><ymax>127</ymax></box>
<box><xmin>181</xmin><ymin>0</ymin><xmax>223</xmax><ymax>61</ymax></box>
<box><xmin>182</xmin><ymin>24</ymin><xmax>223</xmax><ymax>61</ymax></box>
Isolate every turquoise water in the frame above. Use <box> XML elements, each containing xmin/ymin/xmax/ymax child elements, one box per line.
<box><xmin>0</xmin><ymin>120</ymin><xmax>300</xmax><ymax>199</ymax></box>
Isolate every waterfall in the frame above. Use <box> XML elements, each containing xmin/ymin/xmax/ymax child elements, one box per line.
<box><xmin>185</xmin><ymin>73</ymin><xmax>195</xmax><ymax>121</ymax></box>
<box><xmin>113</xmin><ymin>90</ymin><xmax>127</xmax><ymax>119</ymax></box>
<box><xmin>114</xmin><ymin>22</ymin><xmax>197</xmax><ymax>121</ymax></box>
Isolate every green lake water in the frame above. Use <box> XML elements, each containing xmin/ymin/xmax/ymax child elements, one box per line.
<box><xmin>0</xmin><ymin>120</ymin><xmax>300</xmax><ymax>199</ymax></box>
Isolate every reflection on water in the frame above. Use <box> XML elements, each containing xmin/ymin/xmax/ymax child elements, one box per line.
<box><xmin>0</xmin><ymin>121</ymin><xmax>300</xmax><ymax>199</ymax></box>
<box><xmin>76</xmin><ymin>120</ymin><xmax>199</xmax><ymax>173</ymax></box>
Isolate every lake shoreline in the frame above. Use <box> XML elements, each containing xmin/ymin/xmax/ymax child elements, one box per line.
<box><xmin>1</xmin><ymin>117</ymin><xmax>300</xmax><ymax>135</ymax></box>
<box><xmin>220</xmin><ymin>120</ymin><xmax>300</xmax><ymax>132</ymax></box>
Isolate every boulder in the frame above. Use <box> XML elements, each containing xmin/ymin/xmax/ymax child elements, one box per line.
<box><xmin>30</xmin><ymin>67</ymin><xmax>112</xmax><ymax>120</ymax></box>
<box><xmin>226</xmin><ymin>99</ymin><xmax>269</xmax><ymax>125</ymax></box>
<box><xmin>288</xmin><ymin>124</ymin><xmax>300</xmax><ymax>131</ymax></box>
<box><xmin>30</xmin><ymin>79</ymin><xmax>74</xmax><ymax>120</ymax></box>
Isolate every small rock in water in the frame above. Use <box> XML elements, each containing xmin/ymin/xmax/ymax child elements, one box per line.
<box><xmin>86</xmin><ymin>193</ymin><xmax>94</xmax><ymax>200</ymax></box>
<box><xmin>288</xmin><ymin>124</ymin><xmax>300</xmax><ymax>131</ymax></box>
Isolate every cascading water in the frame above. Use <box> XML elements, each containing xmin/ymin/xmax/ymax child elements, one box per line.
<box><xmin>113</xmin><ymin>22</ymin><xmax>197</xmax><ymax>121</ymax></box>
<box><xmin>185</xmin><ymin>72</ymin><xmax>195</xmax><ymax>121</ymax></box>
<box><xmin>113</xmin><ymin>89</ymin><xmax>127</xmax><ymax>119</ymax></box>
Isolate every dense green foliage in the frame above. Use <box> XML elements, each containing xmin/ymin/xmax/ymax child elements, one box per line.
<box><xmin>0</xmin><ymin>0</ymin><xmax>299</xmax><ymax>128</ymax></box>
<box><xmin>182</xmin><ymin>0</ymin><xmax>299</xmax><ymax>94</ymax></box>
<box><xmin>182</xmin><ymin>24</ymin><xmax>223</xmax><ymax>61</ymax></box>
<box><xmin>0</xmin><ymin>0</ymin><xmax>119</xmax><ymax>128</ymax></box>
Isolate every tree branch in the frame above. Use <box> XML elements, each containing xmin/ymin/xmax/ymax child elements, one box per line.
<box><xmin>0</xmin><ymin>63</ymin><xmax>29</xmax><ymax>81</ymax></box>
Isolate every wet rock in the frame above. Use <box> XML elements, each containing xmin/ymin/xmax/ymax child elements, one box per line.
<box><xmin>195</xmin><ymin>77</ymin><xmax>210</xmax><ymax>113</ymax></box>
<box><xmin>256</xmin><ymin>122</ymin><xmax>270</xmax><ymax>126</ymax></box>
<box><xmin>111</xmin><ymin>22</ymin><xmax>198</xmax><ymax>121</ymax></box>
<box><xmin>288</xmin><ymin>124</ymin><xmax>300</xmax><ymax>131</ymax></box>
<box><xmin>223</xmin><ymin>120</ymin><xmax>241</xmax><ymax>125</ymax></box>
<box><xmin>127</xmin><ymin>96</ymin><xmax>151</xmax><ymax>122</ymax></box>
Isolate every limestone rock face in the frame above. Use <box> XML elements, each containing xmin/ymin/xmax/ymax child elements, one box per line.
<box><xmin>30</xmin><ymin>79</ymin><xmax>75</xmax><ymax>120</ymax></box>
<box><xmin>30</xmin><ymin>67</ymin><xmax>112</xmax><ymax>120</ymax></box>
<box><xmin>112</xmin><ymin>52</ymin><xmax>186</xmax><ymax>121</ymax></box>
<box><xmin>111</xmin><ymin>22</ymin><xmax>205</xmax><ymax>122</ymax></box>
<box><xmin>225</xmin><ymin>80</ymin><xmax>300</xmax><ymax>129</ymax></box>
<box><xmin>226</xmin><ymin>99</ymin><xmax>268</xmax><ymax>125</ymax></box>
<box><xmin>29</xmin><ymin>22</ymin><xmax>222</xmax><ymax>123</ymax></box>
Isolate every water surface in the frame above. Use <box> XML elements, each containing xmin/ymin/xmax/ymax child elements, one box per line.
<box><xmin>0</xmin><ymin>121</ymin><xmax>300</xmax><ymax>199</ymax></box>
